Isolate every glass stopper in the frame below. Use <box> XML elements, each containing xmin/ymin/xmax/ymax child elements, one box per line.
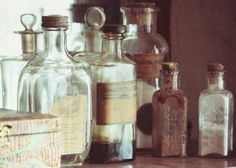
<box><xmin>20</xmin><ymin>13</ymin><xmax>36</xmax><ymax>31</ymax></box>
<box><xmin>84</xmin><ymin>6</ymin><xmax>106</xmax><ymax>30</ymax></box>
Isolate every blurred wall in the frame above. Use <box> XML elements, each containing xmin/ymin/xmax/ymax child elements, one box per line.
<box><xmin>171</xmin><ymin>0</ymin><xmax>236</xmax><ymax>147</ymax></box>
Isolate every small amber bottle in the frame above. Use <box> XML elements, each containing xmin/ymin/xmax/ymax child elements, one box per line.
<box><xmin>152</xmin><ymin>62</ymin><xmax>188</xmax><ymax>157</ymax></box>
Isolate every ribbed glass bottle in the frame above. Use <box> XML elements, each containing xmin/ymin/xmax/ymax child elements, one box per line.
<box><xmin>1</xmin><ymin>14</ymin><xmax>41</xmax><ymax>110</ymax></box>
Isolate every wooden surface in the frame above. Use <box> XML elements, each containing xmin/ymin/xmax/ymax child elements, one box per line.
<box><xmin>82</xmin><ymin>151</ymin><xmax>236</xmax><ymax>168</ymax></box>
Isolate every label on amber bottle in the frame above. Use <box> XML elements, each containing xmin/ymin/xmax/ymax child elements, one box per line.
<box><xmin>126</xmin><ymin>54</ymin><xmax>164</xmax><ymax>79</ymax></box>
<box><xmin>96</xmin><ymin>81</ymin><xmax>137</xmax><ymax>125</ymax></box>
<box><xmin>50</xmin><ymin>95</ymin><xmax>87</xmax><ymax>155</ymax></box>
<box><xmin>160</xmin><ymin>95</ymin><xmax>187</xmax><ymax>156</ymax></box>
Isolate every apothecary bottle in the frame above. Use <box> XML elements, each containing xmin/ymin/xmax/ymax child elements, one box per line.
<box><xmin>152</xmin><ymin>62</ymin><xmax>187</xmax><ymax>157</ymax></box>
<box><xmin>73</xmin><ymin>6</ymin><xmax>105</xmax><ymax>63</ymax></box>
<box><xmin>198</xmin><ymin>63</ymin><xmax>233</xmax><ymax>157</ymax></box>
<box><xmin>17</xmin><ymin>15</ymin><xmax>92</xmax><ymax>167</ymax></box>
<box><xmin>89</xmin><ymin>25</ymin><xmax>137</xmax><ymax>163</ymax></box>
<box><xmin>121</xmin><ymin>2</ymin><xmax>169</xmax><ymax>149</ymax></box>
<box><xmin>1</xmin><ymin>14</ymin><xmax>41</xmax><ymax>110</ymax></box>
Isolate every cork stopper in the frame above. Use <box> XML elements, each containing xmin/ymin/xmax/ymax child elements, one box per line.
<box><xmin>102</xmin><ymin>25</ymin><xmax>126</xmax><ymax>34</ymax></box>
<box><xmin>42</xmin><ymin>15</ymin><xmax>68</xmax><ymax>28</ymax></box>
<box><xmin>162</xmin><ymin>62</ymin><xmax>179</xmax><ymax>71</ymax></box>
<box><xmin>207</xmin><ymin>63</ymin><xmax>224</xmax><ymax>72</ymax></box>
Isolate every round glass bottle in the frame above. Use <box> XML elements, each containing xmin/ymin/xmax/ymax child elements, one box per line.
<box><xmin>121</xmin><ymin>2</ymin><xmax>169</xmax><ymax>149</ymax></box>
<box><xmin>17</xmin><ymin>15</ymin><xmax>92</xmax><ymax>167</ymax></box>
<box><xmin>89</xmin><ymin>25</ymin><xmax>137</xmax><ymax>163</ymax></box>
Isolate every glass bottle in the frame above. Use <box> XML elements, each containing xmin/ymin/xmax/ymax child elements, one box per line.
<box><xmin>152</xmin><ymin>62</ymin><xmax>187</xmax><ymax>157</ymax></box>
<box><xmin>73</xmin><ymin>6</ymin><xmax>105</xmax><ymax>63</ymax></box>
<box><xmin>1</xmin><ymin>14</ymin><xmax>41</xmax><ymax>110</ymax></box>
<box><xmin>89</xmin><ymin>25</ymin><xmax>137</xmax><ymax>163</ymax></box>
<box><xmin>121</xmin><ymin>2</ymin><xmax>169</xmax><ymax>149</ymax></box>
<box><xmin>17</xmin><ymin>15</ymin><xmax>92</xmax><ymax>167</ymax></box>
<box><xmin>198</xmin><ymin>63</ymin><xmax>233</xmax><ymax>157</ymax></box>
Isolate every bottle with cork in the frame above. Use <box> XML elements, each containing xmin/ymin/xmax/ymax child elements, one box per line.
<box><xmin>198</xmin><ymin>63</ymin><xmax>234</xmax><ymax>157</ymax></box>
<box><xmin>152</xmin><ymin>62</ymin><xmax>188</xmax><ymax>157</ymax></box>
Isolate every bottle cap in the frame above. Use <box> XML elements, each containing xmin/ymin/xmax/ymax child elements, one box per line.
<box><xmin>102</xmin><ymin>25</ymin><xmax>126</xmax><ymax>34</ymax></box>
<box><xmin>42</xmin><ymin>15</ymin><xmax>68</xmax><ymax>28</ymax></box>
<box><xmin>207</xmin><ymin>63</ymin><xmax>224</xmax><ymax>72</ymax></box>
<box><xmin>162</xmin><ymin>62</ymin><xmax>179</xmax><ymax>71</ymax></box>
<box><xmin>84</xmin><ymin>6</ymin><xmax>106</xmax><ymax>30</ymax></box>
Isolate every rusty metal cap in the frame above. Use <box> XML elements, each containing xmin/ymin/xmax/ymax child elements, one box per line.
<box><xmin>42</xmin><ymin>15</ymin><xmax>68</xmax><ymax>28</ymax></box>
<box><xmin>162</xmin><ymin>62</ymin><xmax>179</xmax><ymax>71</ymax></box>
<box><xmin>102</xmin><ymin>24</ymin><xmax>126</xmax><ymax>34</ymax></box>
<box><xmin>123</xmin><ymin>2</ymin><xmax>156</xmax><ymax>8</ymax></box>
<box><xmin>207</xmin><ymin>63</ymin><xmax>224</xmax><ymax>72</ymax></box>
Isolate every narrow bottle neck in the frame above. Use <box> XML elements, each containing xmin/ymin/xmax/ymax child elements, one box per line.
<box><xmin>160</xmin><ymin>71</ymin><xmax>180</xmax><ymax>90</ymax></box>
<box><xmin>44</xmin><ymin>28</ymin><xmax>69</xmax><ymax>60</ymax></box>
<box><xmin>83</xmin><ymin>30</ymin><xmax>102</xmax><ymax>53</ymax></box>
<box><xmin>21</xmin><ymin>34</ymin><xmax>37</xmax><ymax>57</ymax></box>
<box><xmin>207</xmin><ymin>72</ymin><xmax>224</xmax><ymax>90</ymax></box>
<box><xmin>121</xmin><ymin>8</ymin><xmax>157</xmax><ymax>33</ymax></box>
<box><xmin>102</xmin><ymin>35</ymin><xmax>123</xmax><ymax>59</ymax></box>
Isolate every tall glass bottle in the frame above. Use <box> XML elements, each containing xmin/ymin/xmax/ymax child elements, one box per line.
<box><xmin>198</xmin><ymin>63</ymin><xmax>233</xmax><ymax>157</ymax></box>
<box><xmin>152</xmin><ymin>62</ymin><xmax>187</xmax><ymax>157</ymax></box>
<box><xmin>73</xmin><ymin>6</ymin><xmax>105</xmax><ymax>63</ymax></box>
<box><xmin>17</xmin><ymin>15</ymin><xmax>92</xmax><ymax>167</ymax></box>
<box><xmin>89</xmin><ymin>25</ymin><xmax>137</xmax><ymax>163</ymax></box>
<box><xmin>1</xmin><ymin>14</ymin><xmax>41</xmax><ymax>110</ymax></box>
<box><xmin>121</xmin><ymin>2</ymin><xmax>169</xmax><ymax>149</ymax></box>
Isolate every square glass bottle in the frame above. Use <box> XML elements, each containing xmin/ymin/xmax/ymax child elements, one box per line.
<box><xmin>152</xmin><ymin>62</ymin><xmax>188</xmax><ymax>157</ymax></box>
<box><xmin>17</xmin><ymin>15</ymin><xmax>92</xmax><ymax>167</ymax></box>
<box><xmin>198</xmin><ymin>63</ymin><xmax>234</xmax><ymax>156</ymax></box>
<box><xmin>89</xmin><ymin>25</ymin><xmax>137</xmax><ymax>163</ymax></box>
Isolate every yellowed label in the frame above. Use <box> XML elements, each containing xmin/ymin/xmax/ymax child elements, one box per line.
<box><xmin>97</xmin><ymin>81</ymin><xmax>137</xmax><ymax>125</ymax></box>
<box><xmin>50</xmin><ymin>95</ymin><xmax>87</xmax><ymax>155</ymax></box>
<box><xmin>126</xmin><ymin>54</ymin><xmax>164</xmax><ymax>79</ymax></box>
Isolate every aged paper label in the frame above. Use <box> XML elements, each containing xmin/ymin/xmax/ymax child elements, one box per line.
<box><xmin>97</xmin><ymin>81</ymin><xmax>137</xmax><ymax>125</ymax></box>
<box><xmin>50</xmin><ymin>95</ymin><xmax>87</xmax><ymax>155</ymax></box>
<box><xmin>126</xmin><ymin>54</ymin><xmax>164</xmax><ymax>79</ymax></box>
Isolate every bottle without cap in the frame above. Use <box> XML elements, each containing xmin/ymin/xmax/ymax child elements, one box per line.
<box><xmin>17</xmin><ymin>15</ymin><xmax>92</xmax><ymax>167</ymax></box>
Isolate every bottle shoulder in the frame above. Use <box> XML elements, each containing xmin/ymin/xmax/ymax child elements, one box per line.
<box><xmin>200</xmin><ymin>89</ymin><xmax>233</xmax><ymax>97</ymax></box>
<box><xmin>153</xmin><ymin>89</ymin><xmax>187</xmax><ymax>99</ymax></box>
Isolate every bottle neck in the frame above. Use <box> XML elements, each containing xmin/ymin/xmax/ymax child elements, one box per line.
<box><xmin>207</xmin><ymin>72</ymin><xmax>224</xmax><ymax>90</ymax></box>
<box><xmin>43</xmin><ymin>28</ymin><xmax>69</xmax><ymax>61</ymax></box>
<box><xmin>21</xmin><ymin>33</ymin><xmax>37</xmax><ymax>57</ymax></box>
<box><xmin>83</xmin><ymin>30</ymin><xmax>102</xmax><ymax>53</ymax></box>
<box><xmin>102</xmin><ymin>34</ymin><xmax>123</xmax><ymax>59</ymax></box>
<box><xmin>160</xmin><ymin>71</ymin><xmax>180</xmax><ymax>90</ymax></box>
<box><xmin>121</xmin><ymin>7</ymin><xmax>157</xmax><ymax>33</ymax></box>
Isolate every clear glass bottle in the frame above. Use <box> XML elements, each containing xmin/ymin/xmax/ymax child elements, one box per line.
<box><xmin>121</xmin><ymin>2</ymin><xmax>169</xmax><ymax>149</ymax></box>
<box><xmin>17</xmin><ymin>15</ymin><xmax>92</xmax><ymax>167</ymax></box>
<box><xmin>1</xmin><ymin>14</ymin><xmax>41</xmax><ymax>110</ymax></box>
<box><xmin>152</xmin><ymin>62</ymin><xmax>187</xmax><ymax>157</ymax></box>
<box><xmin>73</xmin><ymin>6</ymin><xmax>105</xmax><ymax>63</ymax></box>
<box><xmin>89</xmin><ymin>25</ymin><xmax>137</xmax><ymax>163</ymax></box>
<box><xmin>198</xmin><ymin>63</ymin><xmax>233</xmax><ymax>157</ymax></box>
